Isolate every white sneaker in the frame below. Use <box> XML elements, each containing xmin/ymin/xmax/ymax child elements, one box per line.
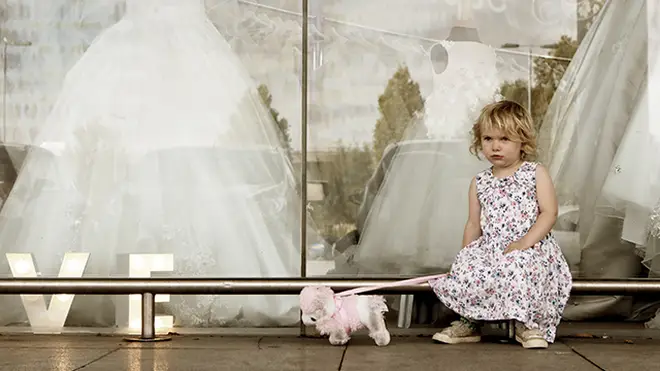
<box><xmin>432</xmin><ymin>320</ymin><xmax>481</xmax><ymax>344</ymax></box>
<box><xmin>514</xmin><ymin>322</ymin><xmax>548</xmax><ymax>349</ymax></box>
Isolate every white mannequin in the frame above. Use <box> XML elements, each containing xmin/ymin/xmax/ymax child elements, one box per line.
<box><xmin>424</xmin><ymin>41</ymin><xmax>500</xmax><ymax>140</ymax></box>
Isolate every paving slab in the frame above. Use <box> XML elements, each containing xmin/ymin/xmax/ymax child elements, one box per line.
<box><xmin>0</xmin><ymin>333</ymin><xmax>658</xmax><ymax>370</ymax></box>
<box><xmin>341</xmin><ymin>337</ymin><xmax>599</xmax><ymax>371</ymax></box>
<box><xmin>563</xmin><ymin>338</ymin><xmax>660</xmax><ymax>371</ymax></box>
<box><xmin>83</xmin><ymin>336</ymin><xmax>344</xmax><ymax>371</ymax></box>
<box><xmin>0</xmin><ymin>348</ymin><xmax>117</xmax><ymax>371</ymax></box>
<box><xmin>557</xmin><ymin>321</ymin><xmax>660</xmax><ymax>340</ymax></box>
<box><xmin>0</xmin><ymin>334</ymin><xmax>125</xmax><ymax>349</ymax></box>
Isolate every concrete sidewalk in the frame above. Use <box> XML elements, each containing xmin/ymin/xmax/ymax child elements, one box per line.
<box><xmin>0</xmin><ymin>331</ymin><xmax>657</xmax><ymax>371</ymax></box>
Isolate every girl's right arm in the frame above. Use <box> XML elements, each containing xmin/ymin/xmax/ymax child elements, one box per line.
<box><xmin>462</xmin><ymin>177</ymin><xmax>482</xmax><ymax>247</ymax></box>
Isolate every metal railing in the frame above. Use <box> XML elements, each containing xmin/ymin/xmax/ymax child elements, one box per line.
<box><xmin>1</xmin><ymin>277</ymin><xmax>660</xmax><ymax>341</ymax></box>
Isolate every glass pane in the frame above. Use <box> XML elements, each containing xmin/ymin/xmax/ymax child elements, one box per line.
<box><xmin>306</xmin><ymin>0</ymin><xmax>660</xmax><ymax>330</ymax></box>
<box><xmin>0</xmin><ymin>0</ymin><xmax>304</xmax><ymax>333</ymax></box>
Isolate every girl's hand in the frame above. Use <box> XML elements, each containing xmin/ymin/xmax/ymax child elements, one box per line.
<box><xmin>503</xmin><ymin>241</ymin><xmax>531</xmax><ymax>254</ymax></box>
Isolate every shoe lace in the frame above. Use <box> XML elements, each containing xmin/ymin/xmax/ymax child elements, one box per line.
<box><xmin>523</xmin><ymin>328</ymin><xmax>544</xmax><ymax>339</ymax></box>
<box><xmin>450</xmin><ymin>320</ymin><xmax>475</xmax><ymax>333</ymax></box>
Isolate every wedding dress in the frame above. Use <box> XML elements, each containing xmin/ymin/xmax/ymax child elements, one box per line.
<box><xmin>539</xmin><ymin>0</ymin><xmax>659</xmax><ymax>320</ymax></box>
<box><xmin>601</xmin><ymin>0</ymin><xmax>660</xmax><ymax>268</ymax></box>
<box><xmin>0</xmin><ymin>0</ymin><xmax>304</xmax><ymax>328</ymax></box>
<box><xmin>351</xmin><ymin>41</ymin><xmax>495</xmax><ymax>274</ymax></box>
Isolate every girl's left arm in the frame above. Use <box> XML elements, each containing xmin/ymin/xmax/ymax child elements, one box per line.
<box><xmin>519</xmin><ymin>164</ymin><xmax>558</xmax><ymax>249</ymax></box>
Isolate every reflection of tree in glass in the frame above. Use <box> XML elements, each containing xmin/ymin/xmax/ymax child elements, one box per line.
<box><xmin>577</xmin><ymin>0</ymin><xmax>606</xmax><ymax>39</ymax></box>
<box><xmin>500</xmin><ymin>35</ymin><xmax>578</xmax><ymax>131</ymax></box>
<box><xmin>313</xmin><ymin>66</ymin><xmax>425</xmax><ymax>242</ymax></box>
<box><xmin>309</xmin><ymin>143</ymin><xmax>375</xmax><ymax>243</ymax></box>
<box><xmin>220</xmin><ymin>85</ymin><xmax>288</xmax><ymax>151</ymax></box>
<box><xmin>258</xmin><ymin>84</ymin><xmax>292</xmax><ymax>154</ymax></box>
<box><xmin>534</xmin><ymin>36</ymin><xmax>579</xmax><ymax>91</ymax></box>
<box><xmin>373</xmin><ymin>65</ymin><xmax>425</xmax><ymax>160</ymax></box>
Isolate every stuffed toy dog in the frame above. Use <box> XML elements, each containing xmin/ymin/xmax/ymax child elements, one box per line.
<box><xmin>299</xmin><ymin>285</ymin><xmax>390</xmax><ymax>346</ymax></box>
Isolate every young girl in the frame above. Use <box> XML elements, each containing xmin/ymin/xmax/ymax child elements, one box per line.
<box><xmin>429</xmin><ymin>100</ymin><xmax>572</xmax><ymax>349</ymax></box>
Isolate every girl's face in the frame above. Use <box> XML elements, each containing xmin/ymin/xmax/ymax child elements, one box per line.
<box><xmin>481</xmin><ymin>127</ymin><xmax>523</xmax><ymax>168</ymax></box>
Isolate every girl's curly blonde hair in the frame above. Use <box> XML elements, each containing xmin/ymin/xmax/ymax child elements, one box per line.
<box><xmin>469</xmin><ymin>100</ymin><xmax>537</xmax><ymax>161</ymax></box>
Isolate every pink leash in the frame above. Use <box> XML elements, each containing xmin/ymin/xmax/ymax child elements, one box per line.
<box><xmin>334</xmin><ymin>273</ymin><xmax>448</xmax><ymax>297</ymax></box>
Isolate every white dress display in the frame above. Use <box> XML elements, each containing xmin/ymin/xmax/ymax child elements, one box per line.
<box><xmin>540</xmin><ymin>0</ymin><xmax>660</xmax><ymax>320</ymax></box>
<box><xmin>351</xmin><ymin>41</ymin><xmax>496</xmax><ymax>274</ymax></box>
<box><xmin>0</xmin><ymin>0</ymin><xmax>304</xmax><ymax>328</ymax></box>
<box><xmin>424</xmin><ymin>41</ymin><xmax>501</xmax><ymax>140</ymax></box>
<box><xmin>601</xmin><ymin>0</ymin><xmax>660</xmax><ymax>273</ymax></box>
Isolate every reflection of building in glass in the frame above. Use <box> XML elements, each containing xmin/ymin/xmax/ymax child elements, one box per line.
<box><xmin>229</xmin><ymin>0</ymin><xmax>535</xmax><ymax>151</ymax></box>
<box><xmin>1</xmin><ymin>0</ymin><xmax>125</xmax><ymax>145</ymax></box>
<box><xmin>446</xmin><ymin>0</ymin><xmax>481</xmax><ymax>42</ymax></box>
<box><xmin>1</xmin><ymin>0</ymin><xmax>543</xmax><ymax>153</ymax></box>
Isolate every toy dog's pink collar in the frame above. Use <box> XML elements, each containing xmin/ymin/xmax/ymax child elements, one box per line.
<box><xmin>330</xmin><ymin>296</ymin><xmax>352</xmax><ymax>333</ymax></box>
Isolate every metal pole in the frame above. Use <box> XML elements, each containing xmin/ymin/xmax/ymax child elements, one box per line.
<box><xmin>299</xmin><ymin>0</ymin><xmax>309</xmax><ymax>338</ymax></box>
<box><xmin>300</xmin><ymin>0</ymin><xmax>308</xmax><ymax>280</ymax></box>
<box><xmin>2</xmin><ymin>42</ymin><xmax>7</xmax><ymax>143</ymax></box>
<box><xmin>141</xmin><ymin>293</ymin><xmax>155</xmax><ymax>339</ymax></box>
<box><xmin>527</xmin><ymin>46</ymin><xmax>533</xmax><ymax>112</ymax></box>
<box><xmin>0</xmin><ymin>278</ymin><xmax>660</xmax><ymax>295</ymax></box>
<box><xmin>124</xmin><ymin>292</ymin><xmax>171</xmax><ymax>343</ymax></box>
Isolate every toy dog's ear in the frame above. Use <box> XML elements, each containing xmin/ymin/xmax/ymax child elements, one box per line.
<box><xmin>316</xmin><ymin>286</ymin><xmax>335</xmax><ymax>298</ymax></box>
<box><xmin>300</xmin><ymin>286</ymin><xmax>335</xmax><ymax>314</ymax></box>
<box><xmin>300</xmin><ymin>286</ymin><xmax>318</xmax><ymax>313</ymax></box>
<box><xmin>315</xmin><ymin>286</ymin><xmax>336</xmax><ymax>311</ymax></box>
<box><xmin>300</xmin><ymin>286</ymin><xmax>334</xmax><ymax>311</ymax></box>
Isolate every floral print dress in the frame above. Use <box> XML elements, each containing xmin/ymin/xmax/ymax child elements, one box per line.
<box><xmin>430</xmin><ymin>162</ymin><xmax>573</xmax><ymax>342</ymax></box>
